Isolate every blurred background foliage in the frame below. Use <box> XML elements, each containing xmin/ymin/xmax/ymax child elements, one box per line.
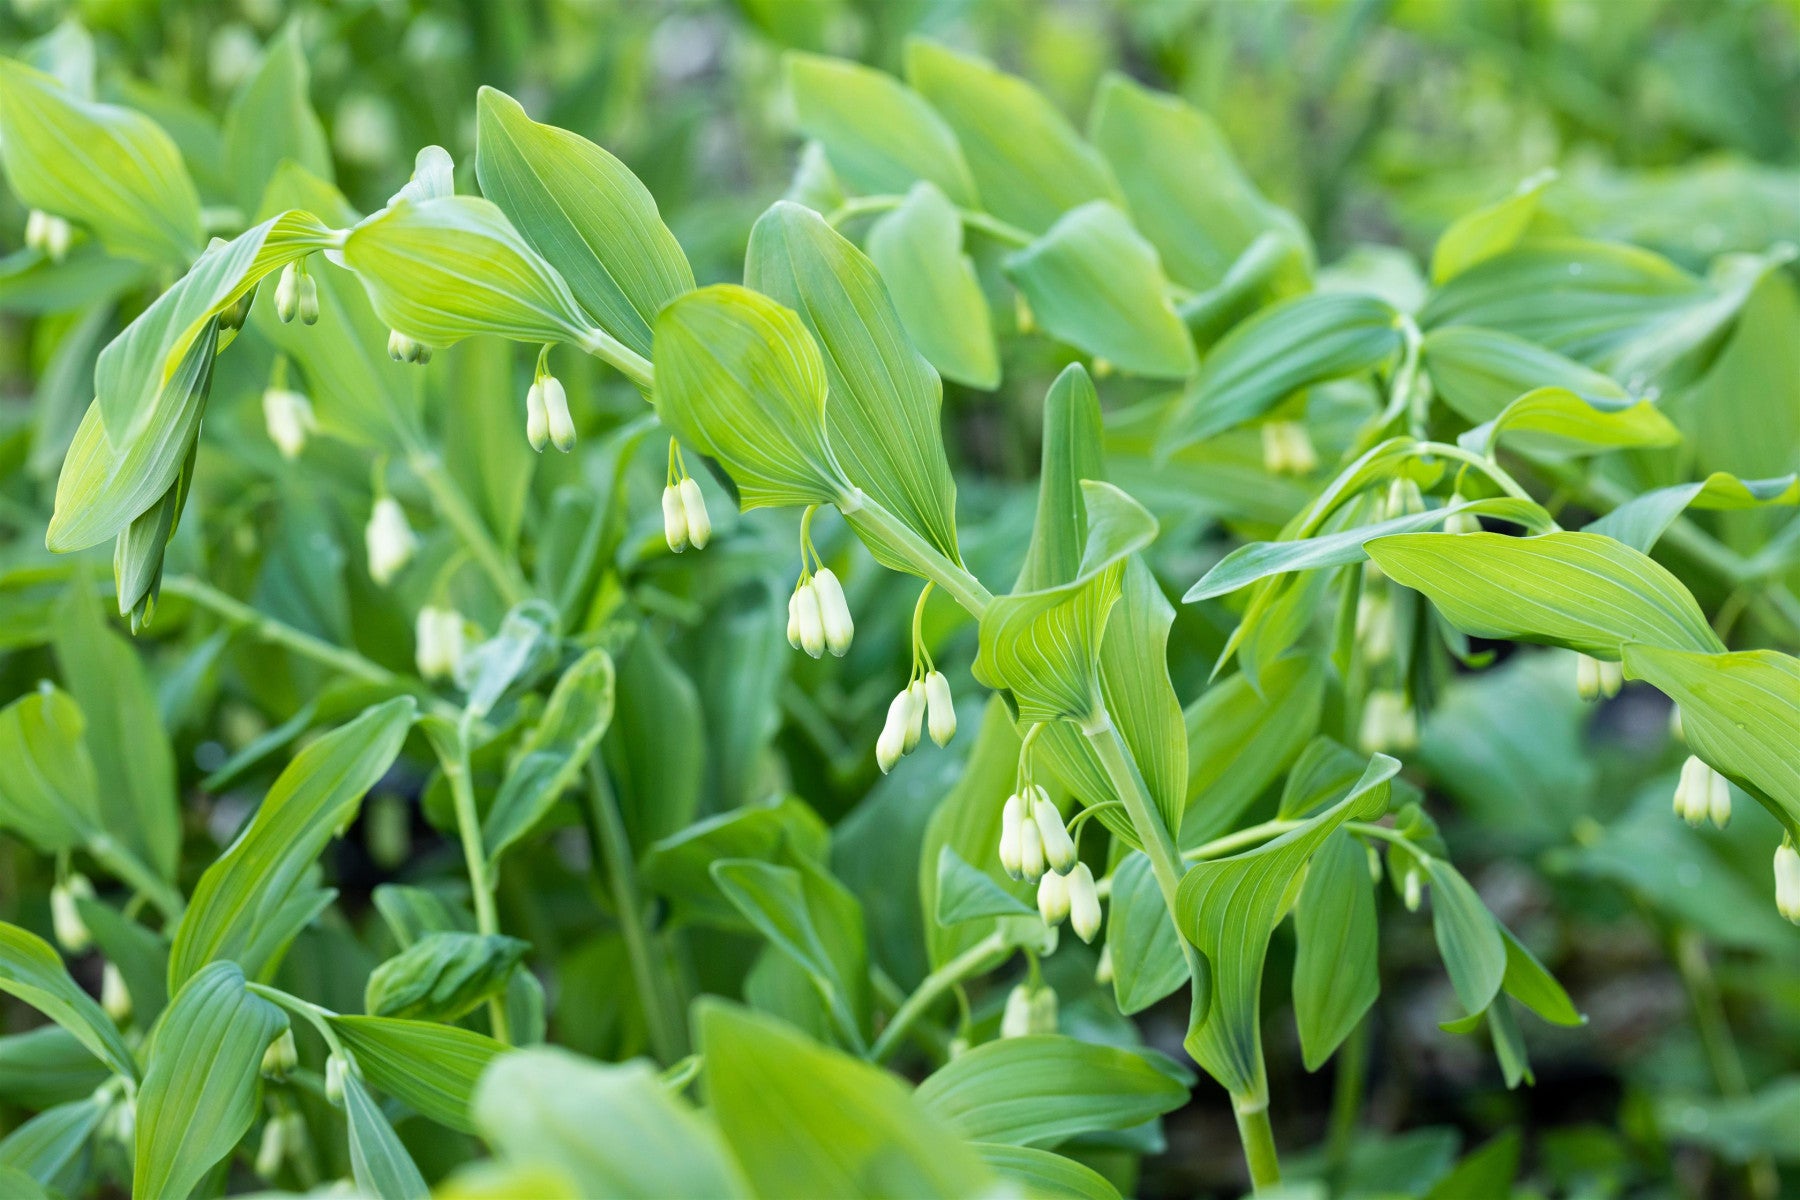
<box><xmin>1</xmin><ymin>1</ymin><xmax>1799</xmax><ymax>1197</ymax></box>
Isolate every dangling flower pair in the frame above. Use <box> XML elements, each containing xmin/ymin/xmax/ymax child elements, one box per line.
<box><xmin>663</xmin><ymin>437</ymin><xmax>711</xmax><ymax>553</ymax></box>
<box><xmin>873</xmin><ymin>583</ymin><xmax>956</xmax><ymax>773</ymax></box>
<box><xmin>997</xmin><ymin>728</ymin><xmax>1099</xmax><ymax>942</ymax></box>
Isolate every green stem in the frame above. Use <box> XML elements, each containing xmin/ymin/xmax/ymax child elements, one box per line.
<box><xmin>576</xmin><ymin>326</ymin><xmax>656</xmax><ymax>391</ymax></box>
<box><xmin>247</xmin><ymin>983</ymin><xmax>346</xmax><ymax>1057</ymax></box>
<box><xmin>1414</xmin><ymin>441</ymin><xmax>1539</xmax><ymax>505</ymax></box>
<box><xmin>1234</xmin><ymin>1098</ymin><xmax>1283</xmax><ymax>1192</ymax></box>
<box><xmin>870</xmin><ymin>930</ymin><xmax>1010</xmax><ymax>1063</ymax></box>
<box><xmin>85</xmin><ymin>834</ymin><xmax>184</xmax><ymax>923</ymax></box>
<box><xmin>439</xmin><ymin>740</ymin><xmax>510</xmax><ymax>1045</ymax></box>
<box><xmin>582</xmin><ymin>759</ymin><xmax>686</xmax><ymax>1062</ymax></box>
<box><xmin>840</xmin><ymin>492</ymin><xmax>993</xmax><ymax>615</ymax></box>
<box><xmin>403</xmin><ymin>444</ymin><xmax>532</xmax><ymax>607</ymax></box>
<box><xmin>824</xmin><ymin>194</ymin><xmax>1034</xmax><ymax>249</ymax></box>
<box><xmin>1325</xmin><ymin>1016</ymin><xmax>1369</xmax><ymax>1190</ymax></box>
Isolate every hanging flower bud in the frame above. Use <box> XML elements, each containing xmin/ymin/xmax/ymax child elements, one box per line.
<box><xmin>365</xmin><ymin>497</ymin><xmax>418</xmax><ymax>587</ymax></box>
<box><xmin>1707</xmin><ymin>769</ymin><xmax>1732</xmax><ymax>829</ymax></box>
<box><xmin>1095</xmin><ymin>944</ymin><xmax>1114</xmax><ymax>986</ymax></box>
<box><xmin>255</xmin><ymin>1114</ymin><xmax>288</xmax><ymax>1181</ymax></box>
<box><xmin>1387</xmin><ymin>477</ymin><xmax>1425</xmax><ymax>517</ymax></box>
<box><xmin>101</xmin><ymin>1097</ymin><xmax>135</xmax><ymax>1147</ymax></box>
<box><xmin>1775</xmin><ymin>842</ymin><xmax>1800</xmax><ymax>924</ymax></box>
<box><xmin>794</xmin><ymin>582</ymin><xmax>826</xmax><ymax>659</ymax></box>
<box><xmin>50</xmin><ymin>874</ymin><xmax>93</xmax><ymax>952</ymax></box>
<box><xmin>37</xmin><ymin>212</ymin><xmax>72</xmax><ymax>262</ymax></box>
<box><xmin>1366</xmin><ymin>843</ymin><xmax>1384</xmax><ymax>884</ymax></box>
<box><xmin>296</xmin><ymin>271</ymin><xmax>319</xmax><ymax>325</ymax></box>
<box><xmin>1067</xmin><ymin>862</ymin><xmax>1101</xmax><ymax>943</ymax></box>
<box><xmin>1032</xmin><ymin>789</ymin><xmax>1077</xmax><ymax>875</ymax></box>
<box><xmin>1576</xmin><ymin>654</ymin><xmax>1602</xmax><ymax>701</ymax></box>
<box><xmin>1262</xmin><ymin>421</ymin><xmax>1316</xmax><ymax>475</ymax></box>
<box><xmin>1402</xmin><ymin>864</ymin><xmax>1423</xmax><ymax>912</ymax></box>
<box><xmin>786</xmin><ymin>587</ymin><xmax>802</xmax><ymax>650</ymax></box>
<box><xmin>1672</xmin><ymin>755</ymin><xmax>1730</xmax><ymax>828</ymax></box>
<box><xmin>902</xmin><ymin>679</ymin><xmax>926</xmax><ymax>754</ymax></box>
<box><xmin>24</xmin><ymin>209</ymin><xmax>46</xmax><ymax>253</ymax></box>
<box><xmin>525</xmin><ymin>381</ymin><xmax>550</xmax><ymax>452</ymax></box>
<box><xmin>998</xmin><ymin>792</ymin><xmax>1025</xmax><ymax>879</ymax></box>
<box><xmin>1014</xmin><ymin>291</ymin><xmax>1035</xmax><ymax>335</ymax></box>
<box><xmin>663</xmin><ymin>485</ymin><xmax>690</xmax><ymax>553</ymax></box>
<box><xmin>812</xmin><ymin>567</ymin><xmax>852</xmax><ymax>655</ymax></box>
<box><xmin>1018</xmin><ymin>818</ymin><xmax>1046</xmax><ymax>884</ymax></box>
<box><xmin>1262</xmin><ymin>422</ymin><xmax>1289</xmax><ymax>474</ymax></box>
<box><xmin>924</xmin><ymin>670</ymin><xmax>956</xmax><ymax>746</ymax></box>
<box><xmin>1359</xmin><ymin>689</ymin><xmax>1418</xmax><ymax>754</ymax></box>
<box><xmin>541</xmin><ymin>374</ymin><xmax>575</xmax><ymax>452</ymax></box>
<box><xmin>876</xmin><ymin>685</ymin><xmax>911</xmax><ymax>774</ymax></box>
<box><xmin>677</xmin><ymin>478</ymin><xmax>710</xmax><ymax>551</ymax></box>
<box><xmin>1442</xmin><ymin>493</ymin><xmax>1482</xmax><ymax>536</ymax></box>
<box><xmin>262</xmin><ymin>388</ymin><xmax>315</xmax><ymax>460</ymax></box>
<box><xmin>274</xmin><ymin>261</ymin><xmax>301</xmax><ymax>323</ymax></box>
<box><xmin>1670</xmin><ymin>704</ymin><xmax>1686</xmax><ymax>744</ymax></box>
<box><xmin>414</xmin><ymin>606</ymin><xmax>465</xmax><ymax>681</ymax></box>
<box><xmin>948</xmin><ymin>1035</ymin><xmax>969</xmax><ymax>1059</ymax></box>
<box><xmin>386</xmin><ymin>330</ymin><xmax>431</xmax><ymax>363</ymax></box>
<box><xmin>1001</xmin><ymin>983</ymin><xmax>1033</xmax><ymax>1038</ymax></box>
<box><xmin>324</xmin><ymin>1054</ymin><xmax>348</xmax><ymax>1107</ymax></box>
<box><xmin>1598</xmin><ymin>659</ymin><xmax>1624</xmax><ymax>698</ymax></box>
<box><xmin>219</xmin><ymin>286</ymin><xmax>255</xmax><ymax>331</ymax></box>
<box><xmin>1356</xmin><ymin>593</ymin><xmax>1393</xmax><ymax>665</ymax></box>
<box><xmin>1028</xmin><ymin>984</ymin><xmax>1058</xmax><ymax>1035</ymax></box>
<box><xmin>100</xmin><ymin>962</ymin><xmax>131</xmax><ymax>1023</ymax></box>
<box><xmin>1037</xmin><ymin>868</ymin><xmax>1070</xmax><ymax>926</ymax></box>
<box><xmin>261</xmin><ymin>1028</ymin><xmax>298</xmax><ymax>1080</ymax></box>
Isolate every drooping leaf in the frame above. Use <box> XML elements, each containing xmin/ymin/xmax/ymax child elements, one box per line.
<box><xmin>1107</xmin><ymin>852</ymin><xmax>1187</xmax><ymax>1014</ymax></box>
<box><xmin>0</xmin><ymin>1096</ymin><xmax>104</xmax><ymax>1192</ymax></box>
<box><xmin>972</xmin><ymin>1143</ymin><xmax>1122</xmax><ymax>1200</ymax></box>
<box><xmin>1457</xmin><ymin>386</ymin><xmax>1680</xmax><ymax>459</ymax></box>
<box><xmin>785</xmin><ymin>52</ymin><xmax>976</xmax><ymax>206</ymax></box>
<box><xmin>1420</xmin><ymin>324</ymin><xmax>1627</xmax><ymax>424</ymax></box>
<box><xmin>365</xmin><ymin>932</ymin><xmax>530</xmax><ymax>1022</ymax></box>
<box><xmin>1430</xmin><ymin>170</ymin><xmax>1555</xmax><ymax>284</ymax></box>
<box><xmin>343</xmin><ymin>1070</ymin><xmax>431</xmax><ymax>1200</ymax></box>
<box><xmin>327</xmin><ymin>1016</ymin><xmax>508</xmax><ymax>1135</ymax></box>
<box><xmin>1585</xmin><ymin>472</ymin><xmax>1800</xmax><ymax>553</ymax></box>
<box><xmin>642</xmin><ymin>796</ymin><xmax>830</xmax><ymax>928</ymax></box>
<box><xmin>1293</xmin><ymin>830</ymin><xmax>1379</xmax><ymax>1070</ymax></box>
<box><xmin>0</xmin><ymin>923</ymin><xmax>136</xmax><ymax>1081</ymax></box>
<box><xmin>866</xmin><ymin>181</ymin><xmax>998</xmax><ymax>388</ymax></box>
<box><xmin>0</xmin><ymin>1027</ymin><xmax>111</xmax><ymax>1109</ymax></box>
<box><xmin>934</xmin><ymin>846</ymin><xmax>1033</xmax><ymax>926</ymax></box>
<box><xmin>0</xmin><ymin>684</ymin><xmax>100</xmax><ymax>853</ymax></box>
<box><xmin>1422</xmin><ymin>857</ymin><xmax>1506</xmax><ymax>1018</ymax></box>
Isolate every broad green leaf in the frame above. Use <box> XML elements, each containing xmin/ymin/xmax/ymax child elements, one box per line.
<box><xmin>343</xmin><ymin>1070</ymin><xmax>431</xmax><ymax>1200</ymax></box>
<box><xmin>972</xmin><ymin>1143</ymin><xmax>1122</xmax><ymax>1200</ymax></box>
<box><xmin>652</xmin><ymin>283</ymin><xmax>850</xmax><ymax>509</ymax></box>
<box><xmin>328</xmin><ymin>1016</ymin><xmax>508</xmax><ymax>1135</ymax></box>
<box><xmin>747</xmin><ymin>201</ymin><xmax>962</xmax><ymax>567</ymax></box>
<box><xmin>170</xmin><ymin>697</ymin><xmax>415</xmax><ymax>989</ymax></box>
<box><xmin>915</xmin><ymin>1035</ymin><xmax>1190</xmax><ymax>1147</ymax></box>
<box><xmin>0</xmin><ymin>57</ymin><xmax>201</xmax><ymax>265</ymax></box>
<box><xmin>1180</xmin><ymin>656</ymin><xmax>1325</xmax><ymax>845</ymax></box>
<box><xmin>604</xmin><ymin>632</ymin><xmax>704</xmax><ymax>848</ymax></box>
<box><xmin>1430</xmin><ymin>169</ymin><xmax>1555</xmax><ymax>284</ymax></box>
<box><xmin>0</xmin><ymin>684</ymin><xmax>99</xmax><ymax>853</ymax></box>
<box><xmin>1679</xmin><ymin>271</ymin><xmax>1800</xmax><ymax>482</ymax></box>
<box><xmin>1585</xmin><ymin>472</ymin><xmax>1800</xmax><ymax>553</ymax></box>
<box><xmin>0</xmin><ymin>1027</ymin><xmax>111</xmax><ymax>1109</ymax></box>
<box><xmin>475</xmin><ymin>1047</ymin><xmax>748</xmax><ymax>1199</ymax></box>
<box><xmin>785</xmin><ymin>52</ymin><xmax>976</xmax><ymax>206</ymax></box>
<box><xmin>484</xmin><ymin>649</ymin><xmax>615</xmax><ymax>863</ymax></box>
<box><xmin>364</xmin><ymin>932</ymin><xmax>529</xmax><ymax>1022</ymax></box>
<box><xmin>134</xmin><ymin>962</ymin><xmax>286</xmax><ymax>1200</ymax></box>
<box><xmin>0</xmin><ymin>923</ymin><xmax>136</xmax><ymax>1081</ymax></box>
<box><xmin>904</xmin><ymin>40</ymin><xmax>1121</xmax><ymax>236</ymax></box>
<box><xmin>866</xmin><ymin>181</ymin><xmax>998</xmax><ymax>388</ymax></box>
<box><xmin>221</xmin><ymin>24</ymin><xmax>330</xmax><ymax>211</ymax></box>
<box><xmin>1177</xmin><ymin>756</ymin><xmax>1395</xmax><ymax>1101</ymax></box>
<box><xmin>1500</xmin><ymin>928</ymin><xmax>1583</xmax><ymax>1027</ymax></box>
<box><xmin>53</xmin><ymin>576</ymin><xmax>178</xmax><ymax>877</ymax></box>
<box><xmin>1421</xmin><ymin>324</ymin><xmax>1628</xmax><ymax>425</ymax></box>
<box><xmin>1088</xmin><ymin>73</ymin><xmax>1310</xmax><ymax>295</ymax></box>
<box><xmin>699</xmin><ymin>1000</ymin><xmax>992</xmax><ymax>1198</ymax></box>
<box><xmin>1458</xmin><ymin>386</ymin><xmax>1680</xmax><ymax>459</ymax></box>
<box><xmin>437</xmin><ymin>334</ymin><xmax>531</xmax><ymax>551</ymax></box>
<box><xmin>1005</xmin><ymin>201</ymin><xmax>1196</xmax><ymax>378</ymax></box>
<box><xmin>1422</xmin><ymin>858</ymin><xmax>1505</xmax><ymax>1017</ymax></box>
<box><xmin>934</xmin><ymin>846</ymin><xmax>1033</xmax><ymax>925</ymax></box>
<box><xmin>1624</xmin><ymin>645</ymin><xmax>1800</xmax><ymax>837</ymax></box>
<box><xmin>1422</xmin><ymin>1131</ymin><xmax>1522</xmax><ymax>1200</ymax></box>
<box><xmin>343</xmin><ymin>195</ymin><xmax>595</xmax><ymax>351</ymax></box>
<box><xmin>1185</xmin><ymin>497</ymin><xmax>1554</xmax><ymax>602</ymax></box>
<box><xmin>0</xmin><ymin>1096</ymin><xmax>104</xmax><ymax>1191</ymax></box>
<box><xmin>1162</xmin><ymin>292</ymin><xmax>1402</xmax><ymax>450</ymax></box>
<box><xmin>1293</xmin><ymin>830</ymin><xmax>1378</xmax><ymax>1070</ymax></box>
<box><xmin>1107</xmin><ymin>852</ymin><xmax>1187</xmax><ymax>1014</ymax></box>
<box><xmin>1366</xmin><ymin>532</ymin><xmax>1722</xmax><ymax>658</ymax></box>
<box><xmin>0</xmin><ymin>1165</ymin><xmax>47</xmax><ymax>1200</ymax></box>
<box><xmin>475</xmin><ymin>86</ymin><xmax>693</xmax><ymax>359</ymax></box>
<box><xmin>642</xmin><ymin>796</ymin><xmax>830</xmax><ymax>929</ymax></box>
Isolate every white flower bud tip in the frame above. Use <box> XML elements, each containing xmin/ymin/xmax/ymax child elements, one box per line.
<box><xmin>50</xmin><ymin>875</ymin><xmax>93</xmax><ymax>952</ymax></box>
<box><xmin>1262</xmin><ymin>421</ymin><xmax>1318</xmax><ymax>475</ymax></box>
<box><xmin>365</xmin><ymin>497</ymin><xmax>418</xmax><ymax>587</ymax></box>
<box><xmin>794</xmin><ymin>581</ymin><xmax>826</xmax><ymax>659</ymax></box>
<box><xmin>1673</xmin><ymin>755</ymin><xmax>1724</xmax><ymax>828</ymax></box>
<box><xmin>1576</xmin><ymin>654</ymin><xmax>1602</xmax><ymax>701</ymax></box>
<box><xmin>998</xmin><ymin>792</ymin><xmax>1025</xmax><ymax>879</ymax></box>
<box><xmin>261</xmin><ymin>1028</ymin><xmax>298</xmax><ymax>1079</ymax></box>
<box><xmin>24</xmin><ymin>209</ymin><xmax>46</xmax><ymax>253</ymax></box>
<box><xmin>1028</xmin><ymin>984</ymin><xmax>1058</xmax><ymax>1035</ymax></box>
<box><xmin>786</xmin><ymin>587</ymin><xmax>802</xmax><ymax>649</ymax></box>
<box><xmin>1095</xmin><ymin>943</ymin><xmax>1114</xmax><ymax>986</ymax></box>
<box><xmin>255</xmin><ymin>1115</ymin><xmax>287</xmax><ymax>1181</ymax></box>
<box><xmin>31</xmin><ymin>211</ymin><xmax>73</xmax><ymax>262</ymax></box>
<box><xmin>526</xmin><ymin>382</ymin><xmax>550</xmax><ymax>452</ymax></box>
<box><xmin>1018</xmin><ymin>818</ymin><xmax>1046</xmax><ymax>884</ymax></box>
<box><xmin>924</xmin><ymin>670</ymin><xmax>956</xmax><ymax>746</ymax></box>
<box><xmin>902</xmin><ymin>679</ymin><xmax>926</xmax><ymax>754</ymax></box>
<box><xmin>542</xmin><ymin>375</ymin><xmax>575</xmax><ymax>452</ymax></box>
<box><xmin>1707</xmin><ymin>768</ymin><xmax>1731</xmax><ymax>829</ymax></box>
<box><xmin>1262</xmin><ymin>422</ymin><xmax>1288</xmax><ymax>474</ymax></box>
<box><xmin>1443</xmin><ymin>493</ymin><xmax>1482</xmax><ymax>536</ymax></box>
<box><xmin>297</xmin><ymin>271</ymin><xmax>319</xmax><ymax>325</ymax></box>
<box><xmin>1356</xmin><ymin>593</ymin><xmax>1393</xmax><ymax>665</ymax></box>
<box><xmin>324</xmin><ymin>1054</ymin><xmax>348</xmax><ymax>1107</ymax></box>
<box><xmin>1775</xmin><ymin>843</ymin><xmax>1800</xmax><ymax>925</ymax></box>
<box><xmin>274</xmin><ymin>262</ymin><xmax>300</xmax><ymax>323</ymax></box>
<box><xmin>1037</xmin><ymin>868</ymin><xmax>1070</xmax><ymax>926</ymax></box>
<box><xmin>1599</xmin><ymin>658</ymin><xmax>1624</xmax><ymax>699</ymax></box>
<box><xmin>662</xmin><ymin>484</ymin><xmax>688</xmax><ymax>552</ymax></box>
<box><xmin>414</xmin><ymin>606</ymin><xmax>465</xmax><ymax>682</ymax></box>
<box><xmin>1402</xmin><ymin>866</ymin><xmax>1423</xmax><ymax>913</ymax></box>
<box><xmin>811</xmin><ymin>567</ymin><xmax>852</xmax><ymax>655</ymax></box>
<box><xmin>101</xmin><ymin>962</ymin><xmax>131</xmax><ymax>1023</ymax></box>
<box><xmin>1032</xmin><ymin>789</ymin><xmax>1077</xmax><ymax>875</ymax></box>
<box><xmin>262</xmin><ymin>388</ymin><xmax>315</xmax><ymax>460</ymax></box>
<box><xmin>679</xmin><ymin>477</ymin><xmax>711</xmax><ymax>550</ymax></box>
<box><xmin>876</xmin><ymin>685</ymin><xmax>910</xmax><ymax>774</ymax></box>
<box><xmin>1359</xmin><ymin>689</ymin><xmax>1417</xmax><ymax>754</ymax></box>
<box><xmin>1067</xmin><ymin>862</ymin><xmax>1101</xmax><ymax>943</ymax></box>
<box><xmin>1001</xmin><ymin>983</ymin><xmax>1033</xmax><ymax>1039</ymax></box>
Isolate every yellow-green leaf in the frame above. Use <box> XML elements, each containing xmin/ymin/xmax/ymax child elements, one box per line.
<box><xmin>1430</xmin><ymin>169</ymin><xmax>1556</xmax><ymax>284</ymax></box>
<box><xmin>866</xmin><ymin>181</ymin><xmax>998</xmax><ymax>389</ymax></box>
<box><xmin>0</xmin><ymin>922</ymin><xmax>136</xmax><ymax>1082</ymax></box>
<box><xmin>785</xmin><ymin>52</ymin><xmax>976</xmax><ymax>206</ymax></box>
<box><xmin>1458</xmin><ymin>385</ymin><xmax>1681</xmax><ymax>459</ymax></box>
<box><xmin>0</xmin><ymin>685</ymin><xmax>99</xmax><ymax>854</ymax></box>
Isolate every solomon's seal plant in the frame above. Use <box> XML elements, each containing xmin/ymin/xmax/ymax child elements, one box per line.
<box><xmin>0</xmin><ymin>8</ymin><xmax>1798</xmax><ymax>1199</ymax></box>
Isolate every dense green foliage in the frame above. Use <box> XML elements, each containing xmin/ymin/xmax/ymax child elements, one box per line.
<box><xmin>1</xmin><ymin>2</ymin><xmax>1799</xmax><ymax>1197</ymax></box>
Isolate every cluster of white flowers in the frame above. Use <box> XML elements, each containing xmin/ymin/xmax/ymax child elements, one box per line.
<box><xmin>874</xmin><ymin>670</ymin><xmax>956</xmax><ymax>773</ymax></box>
<box><xmin>1261</xmin><ymin>420</ymin><xmax>1318</xmax><ymax>475</ymax></box>
<box><xmin>998</xmin><ymin>784</ymin><xmax>1100</xmax><ymax>942</ymax></box>
<box><xmin>24</xmin><ymin>209</ymin><xmax>72</xmax><ymax>261</ymax></box>
<box><xmin>273</xmin><ymin>259</ymin><xmax>319</xmax><ymax>325</ymax></box>
<box><xmin>365</xmin><ymin>496</ymin><xmax>418</xmax><ymax>587</ymax></box>
<box><xmin>1775</xmin><ymin>841</ymin><xmax>1800</xmax><ymax>924</ymax></box>
<box><xmin>663</xmin><ymin>439</ymin><xmax>713</xmax><ymax>553</ymax></box>
<box><xmin>262</xmin><ymin>387</ymin><xmax>316</xmax><ymax>460</ymax></box>
<box><xmin>1576</xmin><ymin>653</ymin><xmax>1624</xmax><ymax>701</ymax></box>
<box><xmin>414</xmin><ymin>606</ymin><xmax>466</xmax><ymax>681</ymax></box>
<box><xmin>1672</xmin><ymin>754</ymin><xmax>1731</xmax><ymax>829</ymax></box>
<box><xmin>1000</xmin><ymin>981</ymin><xmax>1058</xmax><ymax>1038</ymax></box>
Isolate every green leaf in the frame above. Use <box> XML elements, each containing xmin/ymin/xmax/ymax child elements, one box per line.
<box><xmin>365</xmin><ymin>932</ymin><xmax>529</xmax><ymax>1022</ymax></box>
<box><xmin>1458</xmin><ymin>386</ymin><xmax>1681</xmax><ymax>459</ymax></box>
<box><xmin>1293</xmin><ymin>830</ymin><xmax>1379</xmax><ymax>1070</ymax></box>
<box><xmin>1185</xmin><ymin>497</ymin><xmax>1555</xmax><ymax>602</ymax></box>
<box><xmin>456</xmin><ymin>599</ymin><xmax>556</xmax><ymax>720</ymax></box>
<box><xmin>785</xmin><ymin>52</ymin><xmax>976</xmax><ymax>206</ymax></box>
<box><xmin>1420</xmin><ymin>324</ymin><xmax>1627</xmax><ymax>425</ymax></box>
<box><xmin>475</xmin><ymin>1047</ymin><xmax>749</xmax><ymax>1199</ymax></box>
<box><xmin>77</xmin><ymin>897</ymin><xmax>170</xmax><ymax>1025</ymax></box>
<box><xmin>1088</xmin><ymin>72</ymin><xmax>1310</xmax><ymax>295</ymax></box>
<box><xmin>53</xmin><ymin>575</ymin><xmax>178</xmax><ymax>877</ymax></box>
<box><xmin>866</xmin><ymin>181</ymin><xmax>999</xmax><ymax>389</ymax></box>
<box><xmin>904</xmin><ymin>40</ymin><xmax>1120</xmax><ymax>236</ymax></box>
<box><xmin>343</xmin><ymin>1070</ymin><xmax>431</xmax><ymax>1200</ymax></box>
<box><xmin>934</xmin><ymin>846</ymin><xmax>1033</xmax><ymax>925</ymax></box>
<box><xmin>373</xmin><ymin>884</ymin><xmax>475</xmax><ymax>948</ymax></box>
<box><xmin>642</xmin><ymin>796</ymin><xmax>830</xmax><ymax>929</ymax></box>
<box><xmin>1500</xmin><ymin>928</ymin><xmax>1583</xmax><ymax>1027</ymax></box>
<box><xmin>475</xmin><ymin>86</ymin><xmax>692</xmax><ymax>359</ymax></box>
<box><xmin>0</xmin><ymin>684</ymin><xmax>99</xmax><ymax>853</ymax></box>
<box><xmin>915</xmin><ymin>1035</ymin><xmax>1190</xmax><ymax>1147</ymax></box>
<box><xmin>0</xmin><ymin>1096</ymin><xmax>104</xmax><ymax>1191</ymax></box>
<box><xmin>652</xmin><ymin>283</ymin><xmax>850</xmax><ymax>510</ymax></box>
<box><xmin>746</xmin><ymin>201</ymin><xmax>962</xmax><ymax>567</ymax></box>
<box><xmin>437</xmin><ymin>335</ymin><xmax>531</xmax><ymax>552</ymax></box>
<box><xmin>0</xmin><ymin>1165</ymin><xmax>46</xmax><ymax>1200</ymax></box>
<box><xmin>1422</xmin><ymin>857</ymin><xmax>1505</xmax><ymax>1017</ymax></box>
<box><xmin>484</xmin><ymin>649</ymin><xmax>615</xmax><ymax>863</ymax></box>
<box><xmin>1585</xmin><ymin>472</ymin><xmax>1800</xmax><ymax>554</ymax></box>
<box><xmin>134</xmin><ymin>961</ymin><xmax>286</xmax><ymax>1200</ymax></box>
<box><xmin>0</xmin><ymin>1027</ymin><xmax>111</xmax><ymax>1109</ymax></box>
<box><xmin>169</xmin><ymin>697</ymin><xmax>415</xmax><ymax>990</ymax></box>
<box><xmin>1422</xmin><ymin>1131</ymin><xmax>1522</xmax><ymax>1200</ymax></box>
<box><xmin>1177</xmin><ymin>756</ymin><xmax>1395</xmax><ymax>1101</ymax></box>
<box><xmin>327</xmin><ymin>1015</ymin><xmax>508</xmax><ymax>1135</ymax></box>
<box><xmin>1107</xmin><ymin>852</ymin><xmax>1187</xmax><ymax>1014</ymax></box>
<box><xmin>1623</xmin><ymin>645</ymin><xmax>1800</xmax><ymax>838</ymax></box>
<box><xmin>971</xmin><ymin>1143</ymin><xmax>1122</xmax><ymax>1200</ymax></box>
<box><xmin>221</xmin><ymin>23</ymin><xmax>331</xmax><ymax>211</ymax></box>
<box><xmin>699</xmin><ymin>1000</ymin><xmax>992</xmax><ymax>1198</ymax></box>
<box><xmin>1430</xmin><ymin>169</ymin><xmax>1555</xmax><ymax>284</ymax></box>
<box><xmin>0</xmin><ymin>922</ymin><xmax>136</xmax><ymax>1081</ymax></box>
<box><xmin>1180</xmin><ymin>656</ymin><xmax>1326</xmax><ymax>845</ymax></box>
<box><xmin>604</xmin><ymin>632</ymin><xmax>704</xmax><ymax>848</ymax></box>
<box><xmin>1162</xmin><ymin>292</ymin><xmax>1402</xmax><ymax>450</ymax></box>
<box><xmin>342</xmin><ymin>195</ymin><xmax>595</xmax><ymax>351</ymax></box>
<box><xmin>1365</xmin><ymin>531</ymin><xmax>1723</xmax><ymax>658</ymax></box>
<box><xmin>0</xmin><ymin>57</ymin><xmax>201</xmax><ymax>265</ymax></box>
<box><xmin>1005</xmin><ymin>201</ymin><xmax>1196</xmax><ymax>378</ymax></box>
